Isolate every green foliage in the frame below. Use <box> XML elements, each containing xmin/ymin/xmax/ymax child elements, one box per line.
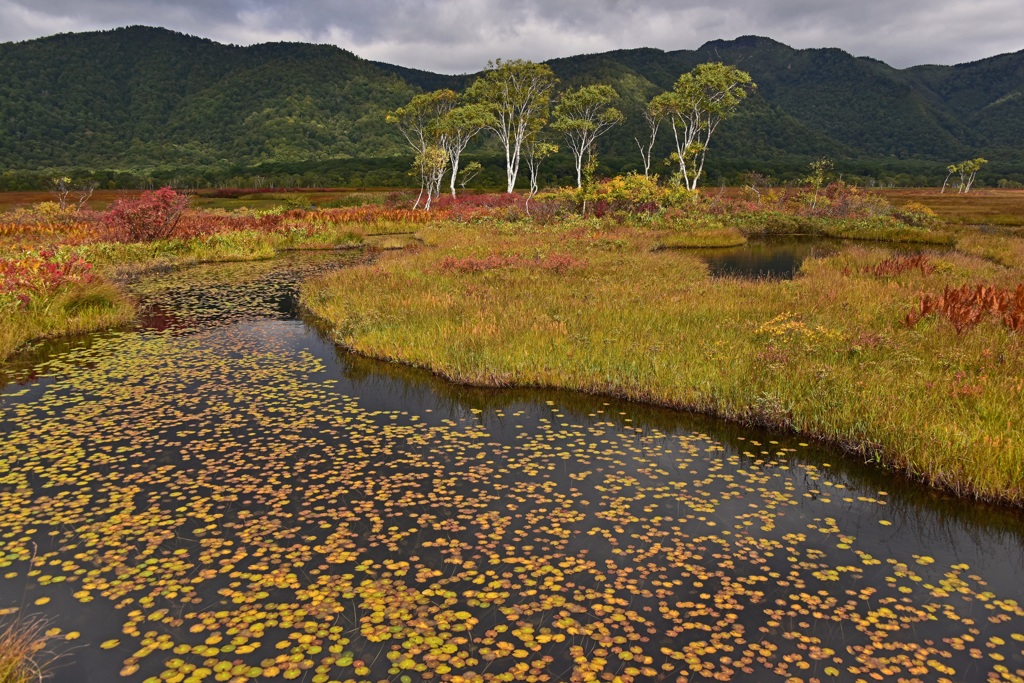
<box><xmin>0</xmin><ymin>27</ymin><xmax>419</xmax><ymax>170</ymax></box>
<box><xmin>552</xmin><ymin>84</ymin><xmax>624</xmax><ymax>187</ymax></box>
<box><xmin>387</xmin><ymin>90</ymin><xmax>459</xmax><ymax>204</ymax></box>
<box><xmin>465</xmin><ymin>59</ymin><xmax>559</xmax><ymax>192</ymax></box>
<box><xmin>944</xmin><ymin>157</ymin><xmax>988</xmax><ymax>194</ymax></box>
<box><xmin>0</xmin><ymin>28</ymin><xmax>1022</xmax><ymax>187</ymax></box>
<box><xmin>457</xmin><ymin>161</ymin><xmax>484</xmax><ymax>189</ymax></box>
<box><xmin>805</xmin><ymin>157</ymin><xmax>834</xmax><ymax>208</ymax></box>
<box><xmin>658</xmin><ymin>62</ymin><xmax>756</xmax><ymax>190</ymax></box>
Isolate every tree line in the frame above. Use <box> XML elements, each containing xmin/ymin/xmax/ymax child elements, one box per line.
<box><xmin>387</xmin><ymin>60</ymin><xmax>755</xmax><ymax>208</ymax></box>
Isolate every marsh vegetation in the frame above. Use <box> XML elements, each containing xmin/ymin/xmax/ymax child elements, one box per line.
<box><xmin>2</xmin><ymin>183</ymin><xmax>1024</xmax><ymax>683</ymax></box>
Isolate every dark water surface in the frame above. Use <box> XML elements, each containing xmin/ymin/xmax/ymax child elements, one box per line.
<box><xmin>698</xmin><ymin>237</ymin><xmax>947</xmax><ymax>280</ymax></box>
<box><xmin>2</xmin><ymin>252</ymin><xmax>1023</xmax><ymax>683</ymax></box>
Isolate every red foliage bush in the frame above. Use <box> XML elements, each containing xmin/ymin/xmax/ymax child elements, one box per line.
<box><xmin>102</xmin><ymin>188</ymin><xmax>190</xmax><ymax>242</ymax></box>
<box><xmin>0</xmin><ymin>250</ymin><xmax>94</xmax><ymax>307</ymax></box>
<box><xmin>537</xmin><ymin>252</ymin><xmax>588</xmax><ymax>273</ymax></box>
<box><xmin>862</xmin><ymin>253</ymin><xmax>936</xmax><ymax>278</ymax></box>
<box><xmin>431</xmin><ymin>193</ymin><xmax>549</xmax><ymax>222</ymax></box>
<box><xmin>171</xmin><ymin>211</ymin><xmax>284</xmax><ymax>238</ymax></box>
<box><xmin>437</xmin><ymin>254</ymin><xmax>523</xmax><ymax>273</ymax></box>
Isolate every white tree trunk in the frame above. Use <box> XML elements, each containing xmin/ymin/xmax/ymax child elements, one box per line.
<box><xmin>449</xmin><ymin>157</ymin><xmax>459</xmax><ymax>198</ymax></box>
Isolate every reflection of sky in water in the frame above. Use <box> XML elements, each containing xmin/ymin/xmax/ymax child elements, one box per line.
<box><xmin>1</xmin><ymin>253</ymin><xmax>1022</xmax><ymax>683</ymax></box>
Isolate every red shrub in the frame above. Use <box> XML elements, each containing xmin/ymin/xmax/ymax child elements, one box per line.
<box><xmin>437</xmin><ymin>254</ymin><xmax>524</xmax><ymax>273</ymax></box>
<box><xmin>102</xmin><ymin>188</ymin><xmax>190</xmax><ymax>242</ymax></box>
<box><xmin>433</xmin><ymin>193</ymin><xmax>529</xmax><ymax>222</ymax></box>
<box><xmin>905</xmin><ymin>283</ymin><xmax>1024</xmax><ymax>333</ymax></box>
<box><xmin>862</xmin><ymin>253</ymin><xmax>936</xmax><ymax>278</ymax></box>
<box><xmin>0</xmin><ymin>250</ymin><xmax>94</xmax><ymax>307</ymax></box>
<box><xmin>538</xmin><ymin>253</ymin><xmax>588</xmax><ymax>274</ymax></box>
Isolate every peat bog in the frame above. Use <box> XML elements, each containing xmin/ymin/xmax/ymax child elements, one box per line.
<box><xmin>2</xmin><ymin>253</ymin><xmax>1024</xmax><ymax>683</ymax></box>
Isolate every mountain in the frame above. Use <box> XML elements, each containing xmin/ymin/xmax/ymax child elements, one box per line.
<box><xmin>1</xmin><ymin>26</ymin><xmax>1022</xmax><ymax>186</ymax></box>
<box><xmin>0</xmin><ymin>26</ymin><xmax>419</xmax><ymax>169</ymax></box>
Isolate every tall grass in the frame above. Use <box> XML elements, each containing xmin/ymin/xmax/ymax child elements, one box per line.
<box><xmin>0</xmin><ymin>280</ymin><xmax>133</xmax><ymax>361</ymax></box>
<box><xmin>0</xmin><ymin>617</ymin><xmax>55</xmax><ymax>683</ymax></box>
<box><xmin>302</xmin><ymin>221</ymin><xmax>1024</xmax><ymax>504</ymax></box>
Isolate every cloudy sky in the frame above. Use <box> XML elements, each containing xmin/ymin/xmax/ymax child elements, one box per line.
<box><xmin>0</xmin><ymin>0</ymin><xmax>1020</xmax><ymax>73</ymax></box>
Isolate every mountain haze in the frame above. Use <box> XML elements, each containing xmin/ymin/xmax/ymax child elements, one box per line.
<box><xmin>1</xmin><ymin>26</ymin><xmax>1022</xmax><ymax>185</ymax></box>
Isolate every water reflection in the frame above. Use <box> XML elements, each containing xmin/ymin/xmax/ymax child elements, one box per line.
<box><xmin>697</xmin><ymin>237</ymin><xmax>949</xmax><ymax>280</ymax></box>
<box><xmin>697</xmin><ymin>237</ymin><xmax>843</xmax><ymax>279</ymax></box>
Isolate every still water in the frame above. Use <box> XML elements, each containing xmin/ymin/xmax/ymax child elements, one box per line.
<box><xmin>2</xmin><ymin>252</ymin><xmax>1022</xmax><ymax>683</ymax></box>
<box><xmin>697</xmin><ymin>237</ymin><xmax>949</xmax><ymax>280</ymax></box>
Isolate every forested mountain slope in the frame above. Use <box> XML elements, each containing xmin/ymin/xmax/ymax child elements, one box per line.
<box><xmin>1</xmin><ymin>27</ymin><xmax>1022</xmax><ymax>182</ymax></box>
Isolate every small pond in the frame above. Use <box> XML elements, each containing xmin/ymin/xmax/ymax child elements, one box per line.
<box><xmin>1</xmin><ymin>252</ymin><xmax>1023</xmax><ymax>683</ymax></box>
<box><xmin>697</xmin><ymin>236</ymin><xmax>947</xmax><ymax>280</ymax></box>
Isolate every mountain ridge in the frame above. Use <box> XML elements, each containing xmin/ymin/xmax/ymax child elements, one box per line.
<box><xmin>1</xmin><ymin>26</ymin><xmax>1022</xmax><ymax>185</ymax></box>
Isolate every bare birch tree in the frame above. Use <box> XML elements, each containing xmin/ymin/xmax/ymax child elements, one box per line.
<box><xmin>523</xmin><ymin>137</ymin><xmax>558</xmax><ymax>207</ymax></box>
<box><xmin>636</xmin><ymin>93</ymin><xmax>672</xmax><ymax>180</ymax></box>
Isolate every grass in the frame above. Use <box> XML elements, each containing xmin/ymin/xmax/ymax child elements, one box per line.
<box><xmin>655</xmin><ymin>226</ymin><xmax>747</xmax><ymax>249</ymax></box>
<box><xmin>0</xmin><ymin>617</ymin><xmax>56</xmax><ymax>683</ymax></box>
<box><xmin>881</xmin><ymin>188</ymin><xmax>1024</xmax><ymax>227</ymax></box>
<box><xmin>301</xmin><ymin>220</ymin><xmax>1024</xmax><ymax>504</ymax></box>
<box><xmin>0</xmin><ymin>279</ymin><xmax>134</xmax><ymax>361</ymax></box>
<box><xmin>71</xmin><ymin>226</ymin><xmax>371</xmax><ymax>280</ymax></box>
<box><xmin>955</xmin><ymin>232</ymin><xmax>1024</xmax><ymax>268</ymax></box>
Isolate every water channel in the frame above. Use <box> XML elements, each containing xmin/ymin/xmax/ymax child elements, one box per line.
<box><xmin>1</xmin><ymin>251</ymin><xmax>1023</xmax><ymax>683</ymax></box>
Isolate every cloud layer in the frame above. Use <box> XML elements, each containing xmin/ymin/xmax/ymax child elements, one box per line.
<box><xmin>2</xmin><ymin>0</ymin><xmax>1021</xmax><ymax>72</ymax></box>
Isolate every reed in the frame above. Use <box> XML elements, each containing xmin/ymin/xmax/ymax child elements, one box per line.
<box><xmin>0</xmin><ymin>617</ymin><xmax>56</xmax><ymax>683</ymax></box>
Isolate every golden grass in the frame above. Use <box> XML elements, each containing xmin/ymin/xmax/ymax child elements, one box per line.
<box><xmin>0</xmin><ymin>280</ymin><xmax>134</xmax><ymax>361</ymax></box>
<box><xmin>0</xmin><ymin>617</ymin><xmax>56</xmax><ymax>683</ymax></box>
<box><xmin>881</xmin><ymin>189</ymin><xmax>1024</xmax><ymax>227</ymax></box>
<box><xmin>302</xmin><ymin>222</ymin><xmax>1024</xmax><ymax>504</ymax></box>
<box><xmin>955</xmin><ymin>232</ymin><xmax>1024</xmax><ymax>269</ymax></box>
<box><xmin>655</xmin><ymin>226</ymin><xmax>747</xmax><ymax>249</ymax></box>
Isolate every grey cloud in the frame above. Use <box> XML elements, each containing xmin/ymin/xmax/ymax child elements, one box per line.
<box><xmin>1</xmin><ymin>0</ymin><xmax>1020</xmax><ymax>72</ymax></box>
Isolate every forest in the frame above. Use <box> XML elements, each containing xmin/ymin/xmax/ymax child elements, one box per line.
<box><xmin>1</xmin><ymin>27</ymin><xmax>1024</xmax><ymax>190</ymax></box>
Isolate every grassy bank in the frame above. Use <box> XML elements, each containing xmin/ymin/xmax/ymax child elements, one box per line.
<box><xmin>0</xmin><ymin>214</ymin><xmax>422</xmax><ymax>360</ymax></box>
<box><xmin>0</xmin><ymin>279</ymin><xmax>134</xmax><ymax>361</ymax></box>
<box><xmin>302</xmin><ymin>221</ymin><xmax>1024</xmax><ymax>504</ymax></box>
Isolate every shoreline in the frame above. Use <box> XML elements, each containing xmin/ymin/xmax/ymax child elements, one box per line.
<box><xmin>298</xmin><ymin>222</ymin><xmax>1024</xmax><ymax>505</ymax></box>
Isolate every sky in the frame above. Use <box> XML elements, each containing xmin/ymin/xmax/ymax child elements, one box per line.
<box><xmin>0</xmin><ymin>0</ymin><xmax>1021</xmax><ymax>73</ymax></box>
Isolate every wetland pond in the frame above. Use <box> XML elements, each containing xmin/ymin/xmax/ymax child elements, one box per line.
<box><xmin>2</xmin><ymin>251</ymin><xmax>1024</xmax><ymax>683</ymax></box>
<box><xmin>697</xmin><ymin>237</ymin><xmax>948</xmax><ymax>280</ymax></box>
